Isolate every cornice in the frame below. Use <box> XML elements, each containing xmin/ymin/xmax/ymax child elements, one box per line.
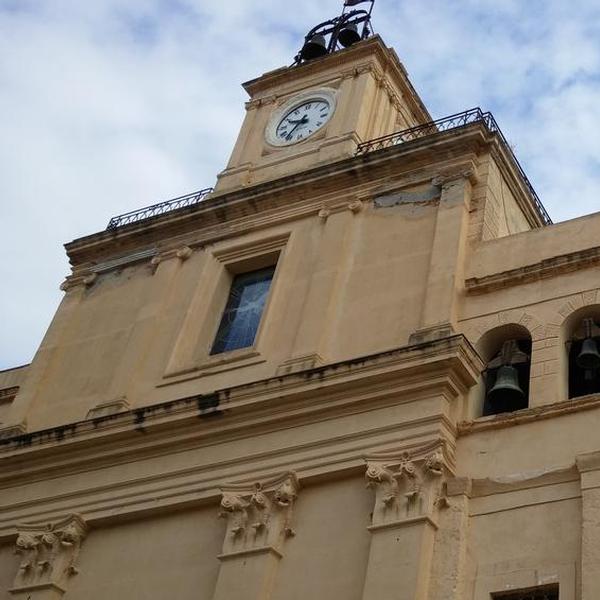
<box><xmin>242</xmin><ymin>36</ymin><xmax>431</xmax><ymax>124</ymax></box>
<box><xmin>1</xmin><ymin>335</ymin><xmax>480</xmax><ymax>460</ymax></box>
<box><xmin>64</xmin><ymin>125</ymin><xmax>490</xmax><ymax>269</ymax></box>
<box><xmin>458</xmin><ymin>393</ymin><xmax>600</xmax><ymax>436</ymax></box>
<box><xmin>0</xmin><ymin>336</ymin><xmax>481</xmax><ymax>537</ymax></box>
<box><xmin>465</xmin><ymin>244</ymin><xmax>600</xmax><ymax>294</ymax></box>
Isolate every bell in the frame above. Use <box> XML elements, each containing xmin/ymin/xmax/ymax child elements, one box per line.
<box><xmin>338</xmin><ymin>23</ymin><xmax>361</xmax><ymax>48</ymax></box>
<box><xmin>300</xmin><ymin>35</ymin><xmax>328</xmax><ymax>61</ymax></box>
<box><xmin>576</xmin><ymin>337</ymin><xmax>600</xmax><ymax>370</ymax></box>
<box><xmin>488</xmin><ymin>365</ymin><xmax>525</xmax><ymax>410</ymax></box>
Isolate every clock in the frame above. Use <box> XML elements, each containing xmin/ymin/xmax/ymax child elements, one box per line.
<box><xmin>265</xmin><ymin>88</ymin><xmax>337</xmax><ymax>147</ymax></box>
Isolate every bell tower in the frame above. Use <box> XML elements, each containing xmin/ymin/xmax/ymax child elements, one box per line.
<box><xmin>214</xmin><ymin>2</ymin><xmax>431</xmax><ymax>193</ymax></box>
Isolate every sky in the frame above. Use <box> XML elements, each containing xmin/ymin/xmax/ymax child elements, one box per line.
<box><xmin>1</xmin><ymin>0</ymin><xmax>600</xmax><ymax>369</ymax></box>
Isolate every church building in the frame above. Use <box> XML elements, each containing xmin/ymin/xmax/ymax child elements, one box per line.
<box><xmin>1</xmin><ymin>3</ymin><xmax>599</xmax><ymax>599</ymax></box>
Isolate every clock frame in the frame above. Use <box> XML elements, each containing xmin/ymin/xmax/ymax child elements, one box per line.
<box><xmin>265</xmin><ymin>88</ymin><xmax>337</xmax><ymax>148</ymax></box>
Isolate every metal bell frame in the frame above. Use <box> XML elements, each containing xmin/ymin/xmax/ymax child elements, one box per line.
<box><xmin>293</xmin><ymin>0</ymin><xmax>375</xmax><ymax>66</ymax></box>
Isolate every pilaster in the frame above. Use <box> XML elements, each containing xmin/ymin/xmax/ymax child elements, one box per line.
<box><xmin>577</xmin><ymin>450</ymin><xmax>600</xmax><ymax>600</ymax></box>
<box><xmin>361</xmin><ymin>441</ymin><xmax>451</xmax><ymax>600</ymax></box>
<box><xmin>278</xmin><ymin>206</ymin><xmax>359</xmax><ymax>374</ymax></box>
<box><xmin>212</xmin><ymin>472</ymin><xmax>299</xmax><ymax>600</ymax></box>
<box><xmin>428</xmin><ymin>477</ymin><xmax>472</xmax><ymax>600</ymax></box>
<box><xmin>413</xmin><ymin>168</ymin><xmax>475</xmax><ymax>343</ymax></box>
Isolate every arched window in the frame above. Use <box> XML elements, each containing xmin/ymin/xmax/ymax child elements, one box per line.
<box><xmin>478</xmin><ymin>324</ymin><xmax>532</xmax><ymax>416</ymax></box>
<box><xmin>567</xmin><ymin>317</ymin><xmax>600</xmax><ymax>399</ymax></box>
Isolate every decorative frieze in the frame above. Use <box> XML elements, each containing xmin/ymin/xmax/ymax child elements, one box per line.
<box><xmin>11</xmin><ymin>514</ymin><xmax>87</xmax><ymax>596</ymax></box>
<box><xmin>218</xmin><ymin>472</ymin><xmax>299</xmax><ymax>559</ymax></box>
<box><xmin>365</xmin><ymin>442</ymin><xmax>450</xmax><ymax>528</ymax></box>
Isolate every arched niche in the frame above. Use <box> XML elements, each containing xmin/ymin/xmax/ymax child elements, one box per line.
<box><xmin>561</xmin><ymin>305</ymin><xmax>600</xmax><ymax>400</ymax></box>
<box><xmin>475</xmin><ymin>323</ymin><xmax>532</xmax><ymax>417</ymax></box>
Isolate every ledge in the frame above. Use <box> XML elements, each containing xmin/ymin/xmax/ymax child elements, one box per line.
<box><xmin>217</xmin><ymin>545</ymin><xmax>283</xmax><ymax>561</ymax></box>
<box><xmin>1</xmin><ymin>335</ymin><xmax>482</xmax><ymax>455</ymax></box>
<box><xmin>367</xmin><ymin>514</ymin><xmax>438</xmax><ymax>532</ymax></box>
<box><xmin>458</xmin><ymin>393</ymin><xmax>600</xmax><ymax>436</ymax></box>
<box><xmin>64</xmin><ymin>125</ymin><xmax>494</xmax><ymax>269</ymax></box>
<box><xmin>465</xmin><ymin>245</ymin><xmax>600</xmax><ymax>294</ymax></box>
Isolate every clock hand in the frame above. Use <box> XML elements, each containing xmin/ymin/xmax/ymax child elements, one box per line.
<box><xmin>285</xmin><ymin>115</ymin><xmax>308</xmax><ymax>140</ymax></box>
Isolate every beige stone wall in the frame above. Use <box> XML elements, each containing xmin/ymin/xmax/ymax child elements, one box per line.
<box><xmin>67</xmin><ymin>508</ymin><xmax>223</xmax><ymax>599</ymax></box>
<box><xmin>480</xmin><ymin>156</ymin><xmax>531</xmax><ymax>240</ymax></box>
<box><xmin>4</xmin><ymin>35</ymin><xmax>600</xmax><ymax>600</ymax></box>
<box><xmin>10</xmin><ymin>197</ymin><xmax>440</xmax><ymax>431</ymax></box>
<box><xmin>270</xmin><ymin>477</ymin><xmax>372</xmax><ymax>600</ymax></box>
<box><xmin>0</xmin><ymin>544</ymin><xmax>19</xmax><ymax>598</ymax></box>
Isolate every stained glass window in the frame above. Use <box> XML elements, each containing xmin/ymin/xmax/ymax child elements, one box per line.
<box><xmin>210</xmin><ymin>266</ymin><xmax>275</xmax><ymax>355</ymax></box>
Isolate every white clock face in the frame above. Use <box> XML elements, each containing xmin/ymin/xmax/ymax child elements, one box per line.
<box><xmin>274</xmin><ymin>99</ymin><xmax>332</xmax><ymax>145</ymax></box>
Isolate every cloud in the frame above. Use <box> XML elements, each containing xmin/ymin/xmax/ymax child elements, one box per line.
<box><xmin>1</xmin><ymin>0</ymin><xmax>600</xmax><ymax>367</ymax></box>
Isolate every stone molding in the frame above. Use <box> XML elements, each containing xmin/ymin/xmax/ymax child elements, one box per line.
<box><xmin>0</xmin><ymin>336</ymin><xmax>478</xmax><ymax>540</ymax></box>
<box><xmin>245</xmin><ymin>94</ymin><xmax>278</xmax><ymax>111</ymax></box>
<box><xmin>11</xmin><ymin>514</ymin><xmax>87</xmax><ymax>596</ymax></box>
<box><xmin>61</xmin><ymin>244</ymin><xmax>197</xmax><ymax>290</ymax></box>
<box><xmin>64</xmin><ymin>125</ymin><xmax>491</xmax><ymax>268</ymax></box>
<box><xmin>85</xmin><ymin>396</ymin><xmax>130</xmax><ymax>420</ymax></box>
<box><xmin>458</xmin><ymin>393</ymin><xmax>600</xmax><ymax>436</ymax></box>
<box><xmin>0</xmin><ymin>335</ymin><xmax>480</xmax><ymax>453</ymax></box>
<box><xmin>364</xmin><ymin>440</ymin><xmax>451</xmax><ymax>528</ymax></box>
<box><xmin>340</xmin><ymin>61</ymin><xmax>408</xmax><ymax>114</ymax></box>
<box><xmin>243</xmin><ymin>37</ymin><xmax>430</xmax><ymax>124</ymax></box>
<box><xmin>468</xmin><ymin>309</ymin><xmax>545</xmax><ymax>345</ymax></box>
<box><xmin>218</xmin><ymin>472</ymin><xmax>299</xmax><ymax>559</ymax></box>
<box><xmin>542</xmin><ymin>290</ymin><xmax>600</xmax><ymax>339</ymax></box>
<box><xmin>466</xmin><ymin>247</ymin><xmax>600</xmax><ymax>295</ymax></box>
<box><xmin>0</xmin><ymin>422</ymin><xmax>27</xmax><ymax>440</ymax></box>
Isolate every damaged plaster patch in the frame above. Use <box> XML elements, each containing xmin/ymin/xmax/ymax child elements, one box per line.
<box><xmin>374</xmin><ymin>185</ymin><xmax>441</xmax><ymax>209</ymax></box>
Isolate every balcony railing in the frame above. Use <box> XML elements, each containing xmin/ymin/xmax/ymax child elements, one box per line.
<box><xmin>356</xmin><ymin>107</ymin><xmax>552</xmax><ymax>226</ymax></box>
<box><xmin>106</xmin><ymin>187</ymin><xmax>213</xmax><ymax>230</ymax></box>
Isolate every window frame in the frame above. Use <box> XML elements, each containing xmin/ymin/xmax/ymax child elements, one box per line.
<box><xmin>162</xmin><ymin>233</ymin><xmax>290</xmax><ymax>382</ymax></box>
<box><xmin>209</xmin><ymin>265</ymin><xmax>277</xmax><ymax>356</ymax></box>
<box><xmin>491</xmin><ymin>585</ymin><xmax>559</xmax><ymax>600</ymax></box>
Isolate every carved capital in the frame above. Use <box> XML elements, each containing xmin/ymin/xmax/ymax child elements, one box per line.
<box><xmin>432</xmin><ymin>165</ymin><xmax>478</xmax><ymax>189</ymax></box>
<box><xmin>12</xmin><ymin>514</ymin><xmax>87</xmax><ymax>593</ymax></box>
<box><xmin>364</xmin><ymin>441</ymin><xmax>451</xmax><ymax>527</ymax></box>
<box><xmin>218</xmin><ymin>472</ymin><xmax>299</xmax><ymax>558</ymax></box>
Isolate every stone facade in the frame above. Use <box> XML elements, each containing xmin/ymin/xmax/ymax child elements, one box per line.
<box><xmin>0</xmin><ymin>35</ymin><xmax>597</xmax><ymax>599</ymax></box>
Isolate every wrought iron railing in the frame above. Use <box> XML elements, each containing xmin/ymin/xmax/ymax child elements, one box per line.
<box><xmin>106</xmin><ymin>187</ymin><xmax>214</xmax><ymax>230</ymax></box>
<box><xmin>356</xmin><ymin>107</ymin><xmax>552</xmax><ymax>226</ymax></box>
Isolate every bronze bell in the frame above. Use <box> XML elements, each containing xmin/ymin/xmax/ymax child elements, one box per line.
<box><xmin>300</xmin><ymin>35</ymin><xmax>328</xmax><ymax>61</ymax></box>
<box><xmin>576</xmin><ymin>337</ymin><xmax>600</xmax><ymax>370</ymax></box>
<box><xmin>338</xmin><ymin>23</ymin><xmax>361</xmax><ymax>48</ymax></box>
<box><xmin>488</xmin><ymin>365</ymin><xmax>525</xmax><ymax>410</ymax></box>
